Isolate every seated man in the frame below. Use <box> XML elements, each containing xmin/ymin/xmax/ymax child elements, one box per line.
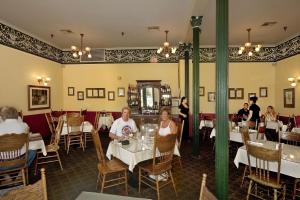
<box><xmin>237</xmin><ymin>103</ymin><xmax>249</xmax><ymax>122</ymax></box>
<box><xmin>0</xmin><ymin>106</ymin><xmax>36</xmax><ymax>170</ymax></box>
<box><xmin>109</xmin><ymin>107</ymin><xmax>137</xmax><ymax>140</ymax></box>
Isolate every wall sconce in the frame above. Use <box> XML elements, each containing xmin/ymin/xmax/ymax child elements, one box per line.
<box><xmin>288</xmin><ymin>76</ymin><xmax>300</xmax><ymax>87</ymax></box>
<box><xmin>36</xmin><ymin>76</ymin><xmax>51</xmax><ymax>86</ymax></box>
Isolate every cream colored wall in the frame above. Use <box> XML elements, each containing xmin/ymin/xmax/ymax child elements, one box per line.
<box><xmin>275</xmin><ymin>54</ymin><xmax>300</xmax><ymax>115</ymax></box>
<box><xmin>179</xmin><ymin>60</ymin><xmax>276</xmax><ymax>114</ymax></box>
<box><xmin>0</xmin><ymin>45</ymin><xmax>63</xmax><ymax>115</ymax></box>
<box><xmin>62</xmin><ymin>63</ymin><xmax>179</xmax><ymax>111</ymax></box>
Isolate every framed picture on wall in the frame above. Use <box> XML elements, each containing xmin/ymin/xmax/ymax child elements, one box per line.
<box><xmin>208</xmin><ymin>92</ymin><xmax>215</xmax><ymax>102</ymax></box>
<box><xmin>77</xmin><ymin>91</ymin><xmax>84</xmax><ymax>100</ymax></box>
<box><xmin>86</xmin><ymin>88</ymin><xmax>106</xmax><ymax>98</ymax></box>
<box><xmin>228</xmin><ymin>88</ymin><xmax>236</xmax><ymax>99</ymax></box>
<box><xmin>236</xmin><ymin>88</ymin><xmax>244</xmax><ymax>99</ymax></box>
<box><xmin>28</xmin><ymin>85</ymin><xmax>51</xmax><ymax>110</ymax></box>
<box><xmin>284</xmin><ymin>88</ymin><xmax>295</xmax><ymax>108</ymax></box>
<box><xmin>248</xmin><ymin>93</ymin><xmax>256</xmax><ymax>101</ymax></box>
<box><xmin>259</xmin><ymin>87</ymin><xmax>268</xmax><ymax>97</ymax></box>
<box><xmin>68</xmin><ymin>87</ymin><xmax>75</xmax><ymax>96</ymax></box>
<box><xmin>199</xmin><ymin>86</ymin><xmax>205</xmax><ymax>96</ymax></box>
<box><xmin>108</xmin><ymin>91</ymin><xmax>115</xmax><ymax>101</ymax></box>
<box><xmin>118</xmin><ymin>87</ymin><xmax>125</xmax><ymax>97</ymax></box>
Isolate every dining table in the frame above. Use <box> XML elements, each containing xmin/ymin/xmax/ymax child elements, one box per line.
<box><xmin>61</xmin><ymin>121</ymin><xmax>94</xmax><ymax>136</ymax></box>
<box><xmin>29</xmin><ymin>133</ymin><xmax>47</xmax><ymax>156</ymax></box>
<box><xmin>210</xmin><ymin>128</ymin><xmax>259</xmax><ymax>143</ymax></box>
<box><xmin>97</xmin><ymin>115</ymin><xmax>114</xmax><ymax>129</ymax></box>
<box><xmin>199</xmin><ymin>120</ymin><xmax>214</xmax><ymax>130</ymax></box>
<box><xmin>234</xmin><ymin>140</ymin><xmax>300</xmax><ymax>178</ymax></box>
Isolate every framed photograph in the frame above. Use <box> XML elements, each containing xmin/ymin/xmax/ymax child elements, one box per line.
<box><xmin>228</xmin><ymin>88</ymin><xmax>236</xmax><ymax>99</ymax></box>
<box><xmin>92</xmin><ymin>89</ymin><xmax>99</xmax><ymax>97</ymax></box>
<box><xmin>259</xmin><ymin>87</ymin><xmax>268</xmax><ymax>97</ymax></box>
<box><xmin>77</xmin><ymin>91</ymin><xmax>84</xmax><ymax>100</ymax></box>
<box><xmin>86</xmin><ymin>88</ymin><xmax>106</xmax><ymax>98</ymax></box>
<box><xmin>248</xmin><ymin>93</ymin><xmax>256</xmax><ymax>101</ymax></box>
<box><xmin>208</xmin><ymin>92</ymin><xmax>216</xmax><ymax>102</ymax></box>
<box><xmin>98</xmin><ymin>88</ymin><xmax>105</xmax><ymax>98</ymax></box>
<box><xmin>199</xmin><ymin>86</ymin><xmax>205</xmax><ymax>96</ymax></box>
<box><xmin>28</xmin><ymin>85</ymin><xmax>51</xmax><ymax>110</ymax></box>
<box><xmin>284</xmin><ymin>88</ymin><xmax>295</xmax><ymax>108</ymax></box>
<box><xmin>236</xmin><ymin>88</ymin><xmax>244</xmax><ymax>99</ymax></box>
<box><xmin>118</xmin><ymin>87</ymin><xmax>125</xmax><ymax>97</ymax></box>
<box><xmin>68</xmin><ymin>87</ymin><xmax>75</xmax><ymax>96</ymax></box>
<box><xmin>108</xmin><ymin>91</ymin><xmax>115</xmax><ymax>101</ymax></box>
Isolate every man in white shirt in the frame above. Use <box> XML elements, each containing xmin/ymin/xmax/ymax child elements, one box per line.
<box><xmin>109</xmin><ymin>107</ymin><xmax>137</xmax><ymax>140</ymax></box>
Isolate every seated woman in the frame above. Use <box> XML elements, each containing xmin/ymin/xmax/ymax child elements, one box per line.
<box><xmin>264</xmin><ymin>105</ymin><xmax>277</xmax><ymax>122</ymax></box>
<box><xmin>158</xmin><ymin>107</ymin><xmax>177</xmax><ymax>136</ymax></box>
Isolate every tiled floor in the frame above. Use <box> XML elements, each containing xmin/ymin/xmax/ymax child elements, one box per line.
<box><xmin>27</xmin><ymin>133</ymin><xmax>297</xmax><ymax>200</ymax></box>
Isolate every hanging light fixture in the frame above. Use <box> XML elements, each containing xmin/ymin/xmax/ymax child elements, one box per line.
<box><xmin>238</xmin><ymin>28</ymin><xmax>262</xmax><ymax>56</ymax></box>
<box><xmin>288</xmin><ymin>76</ymin><xmax>300</xmax><ymax>87</ymax></box>
<box><xmin>71</xmin><ymin>33</ymin><xmax>92</xmax><ymax>58</ymax></box>
<box><xmin>157</xmin><ymin>30</ymin><xmax>177</xmax><ymax>58</ymax></box>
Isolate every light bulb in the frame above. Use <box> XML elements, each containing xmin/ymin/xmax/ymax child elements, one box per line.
<box><xmin>171</xmin><ymin>47</ymin><xmax>176</xmax><ymax>54</ymax></box>
<box><xmin>255</xmin><ymin>47</ymin><xmax>260</xmax><ymax>52</ymax></box>
<box><xmin>245</xmin><ymin>42</ymin><xmax>251</xmax><ymax>47</ymax></box>
<box><xmin>256</xmin><ymin>44</ymin><xmax>262</xmax><ymax>48</ymax></box>
<box><xmin>157</xmin><ymin>49</ymin><xmax>161</xmax><ymax>54</ymax></box>
<box><xmin>164</xmin><ymin>42</ymin><xmax>169</xmax><ymax>47</ymax></box>
<box><xmin>85</xmin><ymin>47</ymin><xmax>91</xmax><ymax>51</ymax></box>
<box><xmin>45</xmin><ymin>77</ymin><xmax>51</xmax><ymax>81</ymax></box>
<box><xmin>71</xmin><ymin>46</ymin><xmax>77</xmax><ymax>50</ymax></box>
<box><xmin>165</xmin><ymin>53</ymin><xmax>169</xmax><ymax>58</ymax></box>
<box><xmin>288</xmin><ymin>77</ymin><xmax>295</xmax><ymax>82</ymax></box>
<box><xmin>44</xmin><ymin>82</ymin><xmax>48</xmax><ymax>86</ymax></box>
<box><xmin>238</xmin><ymin>50</ymin><xmax>243</xmax><ymax>54</ymax></box>
<box><xmin>78</xmin><ymin>51</ymin><xmax>83</xmax><ymax>56</ymax></box>
<box><xmin>36</xmin><ymin>76</ymin><xmax>42</xmax><ymax>80</ymax></box>
<box><xmin>291</xmin><ymin>82</ymin><xmax>296</xmax><ymax>87</ymax></box>
<box><xmin>88</xmin><ymin>53</ymin><xmax>92</xmax><ymax>58</ymax></box>
<box><xmin>297</xmin><ymin>76</ymin><xmax>300</xmax><ymax>81</ymax></box>
<box><xmin>248</xmin><ymin>51</ymin><xmax>253</xmax><ymax>56</ymax></box>
<box><xmin>240</xmin><ymin>47</ymin><xmax>245</xmax><ymax>51</ymax></box>
<box><xmin>72</xmin><ymin>52</ymin><xmax>78</xmax><ymax>58</ymax></box>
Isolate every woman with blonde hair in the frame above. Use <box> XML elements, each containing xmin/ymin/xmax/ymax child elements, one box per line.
<box><xmin>265</xmin><ymin>105</ymin><xmax>277</xmax><ymax>122</ymax></box>
<box><xmin>158</xmin><ymin>107</ymin><xmax>177</xmax><ymax>136</ymax></box>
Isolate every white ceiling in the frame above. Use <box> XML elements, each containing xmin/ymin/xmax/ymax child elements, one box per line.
<box><xmin>0</xmin><ymin>0</ymin><xmax>299</xmax><ymax>49</ymax></box>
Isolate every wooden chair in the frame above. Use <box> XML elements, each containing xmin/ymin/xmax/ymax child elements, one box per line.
<box><xmin>45</xmin><ymin>113</ymin><xmax>55</xmax><ymax>144</ymax></box>
<box><xmin>0</xmin><ymin>133</ymin><xmax>29</xmax><ymax>187</ymax></box>
<box><xmin>18</xmin><ymin>110</ymin><xmax>23</xmax><ymax>120</ymax></box>
<box><xmin>35</xmin><ymin>117</ymin><xmax>64</xmax><ymax>174</ymax></box>
<box><xmin>199</xmin><ymin>173</ymin><xmax>217</xmax><ymax>200</ymax></box>
<box><xmin>138</xmin><ymin>133</ymin><xmax>177</xmax><ymax>200</ymax></box>
<box><xmin>66</xmin><ymin>112</ymin><xmax>80</xmax><ymax>118</ymax></box>
<box><xmin>91</xmin><ymin>129</ymin><xmax>128</xmax><ymax>194</ymax></box>
<box><xmin>240</xmin><ymin>127</ymin><xmax>250</xmax><ymax>187</ymax></box>
<box><xmin>172</xmin><ymin>120</ymin><xmax>184</xmax><ymax>168</ymax></box>
<box><xmin>66</xmin><ymin>116</ymin><xmax>85</xmax><ymax>154</ymax></box>
<box><xmin>245</xmin><ymin>143</ymin><xmax>286</xmax><ymax>200</ymax></box>
<box><xmin>1</xmin><ymin>168</ymin><xmax>47</xmax><ymax>200</ymax></box>
<box><xmin>80</xmin><ymin>109</ymin><xmax>87</xmax><ymax>118</ymax></box>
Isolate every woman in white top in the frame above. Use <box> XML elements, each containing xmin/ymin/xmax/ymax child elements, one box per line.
<box><xmin>158</xmin><ymin>107</ymin><xmax>177</xmax><ymax>136</ymax></box>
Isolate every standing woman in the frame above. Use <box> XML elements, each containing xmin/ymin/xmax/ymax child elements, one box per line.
<box><xmin>179</xmin><ymin>97</ymin><xmax>189</xmax><ymax>140</ymax></box>
<box><xmin>247</xmin><ymin>96</ymin><xmax>261</xmax><ymax>129</ymax></box>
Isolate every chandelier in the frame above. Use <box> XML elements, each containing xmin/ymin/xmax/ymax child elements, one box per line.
<box><xmin>288</xmin><ymin>76</ymin><xmax>300</xmax><ymax>87</ymax></box>
<box><xmin>157</xmin><ymin>30</ymin><xmax>177</xmax><ymax>58</ymax></box>
<box><xmin>71</xmin><ymin>33</ymin><xmax>92</xmax><ymax>58</ymax></box>
<box><xmin>238</xmin><ymin>28</ymin><xmax>262</xmax><ymax>56</ymax></box>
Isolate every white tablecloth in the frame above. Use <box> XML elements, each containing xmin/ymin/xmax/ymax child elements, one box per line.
<box><xmin>29</xmin><ymin>133</ymin><xmax>47</xmax><ymax>156</ymax></box>
<box><xmin>61</xmin><ymin>121</ymin><xmax>93</xmax><ymax>136</ymax></box>
<box><xmin>210</xmin><ymin>128</ymin><xmax>258</xmax><ymax>143</ymax></box>
<box><xmin>234</xmin><ymin>141</ymin><xmax>300</xmax><ymax>178</ymax></box>
<box><xmin>106</xmin><ymin>137</ymin><xmax>180</xmax><ymax>172</ymax></box>
<box><xmin>199</xmin><ymin>120</ymin><xmax>214</xmax><ymax>129</ymax></box>
<box><xmin>76</xmin><ymin>191</ymin><xmax>151</xmax><ymax>200</ymax></box>
<box><xmin>98</xmin><ymin>116</ymin><xmax>114</xmax><ymax>129</ymax></box>
<box><xmin>292</xmin><ymin>127</ymin><xmax>300</xmax><ymax>133</ymax></box>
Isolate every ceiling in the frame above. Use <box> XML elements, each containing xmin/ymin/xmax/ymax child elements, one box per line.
<box><xmin>0</xmin><ymin>0</ymin><xmax>299</xmax><ymax>49</ymax></box>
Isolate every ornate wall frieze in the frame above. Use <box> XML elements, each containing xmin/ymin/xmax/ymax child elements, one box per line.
<box><xmin>0</xmin><ymin>22</ymin><xmax>299</xmax><ymax>64</ymax></box>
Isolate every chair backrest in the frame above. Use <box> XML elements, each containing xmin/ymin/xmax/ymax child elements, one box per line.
<box><xmin>52</xmin><ymin>116</ymin><xmax>64</xmax><ymax>146</ymax></box>
<box><xmin>0</xmin><ymin>133</ymin><xmax>29</xmax><ymax>169</ymax></box>
<box><xmin>18</xmin><ymin>110</ymin><xmax>23</xmax><ymax>120</ymax></box>
<box><xmin>240</xmin><ymin>126</ymin><xmax>250</xmax><ymax>144</ymax></box>
<box><xmin>45</xmin><ymin>113</ymin><xmax>55</xmax><ymax>135</ymax></box>
<box><xmin>280</xmin><ymin>132</ymin><xmax>300</xmax><ymax>146</ymax></box>
<box><xmin>245</xmin><ymin>143</ymin><xmax>282</xmax><ymax>185</ymax></box>
<box><xmin>294</xmin><ymin>115</ymin><xmax>300</xmax><ymax>128</ymax></box>
<box><xmin>67</xmin><ymin>116</ymin><xmax>84</xmax><ymax>134</ymax></box>
<box><xmin>199</xmin><ymin>173</ymin><xmax>217</xmax><ymax>200</ymax></box>
<box><xmin>66</xmin><ymin>112</ymin><xmax>80</xmax><ymax>118</ymax></box>
<box><xmin>176</xmin><ymin>120</ymin><xmax>184</xmax><ymax>149</ymax></box>
<box><xmin>80</xmin><ymin>109</ymin><xmax>87</xmax><ymax>117</ymax></box>
<box><xmin>91</xmin><ymin>129</ymin><xmax>106</xmax><ymax>166</ymax></box>
<box><xmin>94</xmin><ymin>111</ymin><xmax>100</xmax><ymax>130</ymax></box>
<box><xmin>152</xmin><ymin>133</ymin><xmax>177</xmax><ymax>173</ymax></box>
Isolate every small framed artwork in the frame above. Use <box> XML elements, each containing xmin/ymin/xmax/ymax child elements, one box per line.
<box><xmin>118</xmin><ymin>87</ymin><xmax>125</xmax><ymax>97</ymax></box>
<box><xmin>208</xmin><ymin>92</ymin><xmax>216</xmax><ymax>102</ymax></box>
<box><xmin>92</xmin><ymin>89</ymin><xmax>99</xmax><ymax>97</ymax></box>
<box><xmin>228</xmin><ymin>88</ymin><xmax>236</xmax><ymax>99</ymax></box>
<box><xmin>199</xmin><ymin>86</ymin><xmax>205</xmax><ymax>96</ymax></box>
<box><xmin>284</xmin><ymin>88</ymin><xmax>295</xmax><ymax>108</ymax></box>
<box><xmin>86</xmin><ymin>88</ymin><xmax>106</xmax><ymax>98</ymax></box>
<box><xmin>108</xmin><ymin>91</ymin><xmax>115</xmax><ymax>101</ymax></box>
<box><xmin>98</xmin><ymin>88</ymin><xmax>105</xmax><ymax>98</ymax></box>
<box><xmin>86</xmin><ymin>88</ymin><xmax>93</xmax><ymax>98</ymax></box>
<box><xmin>28</xmin><ymin>85</ymin><xmax>51</xmax><ymax>110</ymax></box>
<box><xmin>248</xmin><ymin>93</ymin><xmax>256</xmax><ymax>101</ymax></box>
<box><xmin>77</xmin><ymin>91</ymin><xmax>84</xmax><ymax>100</ymax></box>
<box><xmin>68</xmin><ymin>87</ymin><xmax>75</xmax><ymax>96</ymax></box>
<box><xmin>259</xmin><ymin>87</ymin><xmax>268</xmax><ymax>97</ymax></box>
<box><xmin>236</xmin><ymin>88</ymin><xmax>244</xmax><ymax>99</ymax></box>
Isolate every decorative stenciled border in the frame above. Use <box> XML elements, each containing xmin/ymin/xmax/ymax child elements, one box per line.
<box><xmin>0</xmin><ymin>22</ymin><xmax>299</xmax><ymax>63</ymax></box>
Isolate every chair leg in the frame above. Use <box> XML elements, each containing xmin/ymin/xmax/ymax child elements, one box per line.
<box><xmin>96</xmin><ymin>172</ymin><xmax>101</xmax><ymax>190</ymax></box>
<box><xmin>156</xmin><ymin>176</ymin><xmax>160</xmax><ymax>200</ymax></box>
<box><xmin>283</xmin><ymin>184</ymin><xmax>286</xmax><ymax>200</ymax></box>
<box><xmin>274</xmin><ymin>189</ymin><xmax>277</xmax><ymax>200</ymax></box>
<box><xmin>124</xmin><ymin>170</ymin><xmax>128</xmax><ymax>195</ymax></box>
<box><xmin>178</xmin><ymin>157</ymin><xmax>183</xmax><ymax>169</ymax></box>
<box><xmin>101</xmin><ymin>174</ymin><xmax>106</xmax><ymax>193</ymax></box>
<box><xmin>84</xmin><ymin>133</ymin><xmax>87</xmax><ymax>148</ymax></box>
<box><xmin>56</xmin><ymin>151</ymin><xmax>63</xmax><ymax>171</ymax></box>
<box><xmin>169</xmin><ymin>170</ymin><xmax>177</xmax><ymax>196</ymax></box>
<box><xmin>64</xmin><ymin>135</ymin><xmax>67</xmax><ymax>150</ymax></box>
<box><xmin>138</xmin><ymin>168</ymin><xmax>142</xmax><ymax>193</ymax></box>
<box><xmin>21</xmin><ymin>168</ymin><xmax>26</xmax><ymax>186</ymax></box>
<box><xmin>247</xmin><ymin>180</ymin><xmax>253</xmax><ymax>200</ymax></box>
<box><xmin>294</xmin><ymin>179</ymin><xmax>299</xmax><ymax>200</ymax></box>
<box><xmin>67</xmin><ymin>137</ymin><xmax>70</xmax><ymax>154</ymax></box>
<box><xmin>241</xmin><ymin>165</ymin><xmax>248</xmax><ymax>187</ymax></box>
<box><xmin>34</xmin><ymin>152</ymin><xmax>40</xmax><ymax>176</ymax></box>
<box><xmin>81</xmin><ymin>135</ymin><xmax>85</xmax><ymax>152</ymax></box>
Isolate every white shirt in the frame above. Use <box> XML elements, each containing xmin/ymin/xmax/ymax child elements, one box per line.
<box><xmin>159</xmin><ymin>121</ymin><xmax>172</xmax><ymax>136</ymax></box>
<box><xmin>0</xmin><ymin>119</ymin><xmax>29</xmax><ymax>136</ymax></box>
<box><xmin>110</xmin><ymin>118</ymin><xmax>137</xmax><ymax>137</ymax></box>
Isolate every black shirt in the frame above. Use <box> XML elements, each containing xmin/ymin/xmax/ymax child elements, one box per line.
<box><xmin>237</xmin><ymin>108</ymin><xmax>249</xmax><ymax>121</ymax></box>
<box><xmin>179</xmin><ymin>104</ymin><xmax>189</xmax><ymax>120</ymax></box>
<box><xmin>249</xmin><ymin>104</ymin><xmax>260</xmax><ymax>122</ymax></box>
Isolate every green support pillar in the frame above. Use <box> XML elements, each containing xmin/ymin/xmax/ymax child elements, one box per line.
<box><xmin>190</xmin><ymin>16</ymin><xmax>202</xmax><ymax>156</ymax></box>
<box><xmin>215</xmin><ymin>0</ymin><xmax>229</xmax><ymax>199</ymax></box>
<box><xmin>184</xmin><ymin>43</ymin><xmax>190</xmax><ymax>99</ymax></box>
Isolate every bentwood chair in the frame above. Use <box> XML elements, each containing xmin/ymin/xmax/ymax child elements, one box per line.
<box><xmin>91</xmin><ymin>129</ymin><xmax>128</xmax><ymax>194</ymax></box>
<box><xmin>240</xmin><ymin>127</ymin><xmax>250</xmax><ymax>187</ymax></box>
<box><xmin>66</xmin><ymin>116</ymin><xmax>85</xmax><ymax>154</ymax></box>
<box><xmin>245</xmin><ymin>143</ymin><xmax>286</xmax><ymax>200</ymax></box>
<box><xmin>45</xmin><ymin>113</ymin><xmax>56</xmax><ymax>144</ymax></box>
<box><xmin>0</xmin><ymin>133</ymin><xmax>29</xmax><ymax>187</ymax></box>
<box><xmin>172</xmin><ymin>120</ymin><xmax>184</xmax><ymax>169</ymax></box>
<box><xmin>94</xmin><ymin>111</ymin><xmax>100</xmax><ymax>130</ymax></box>
<box><xmin>1</xmin><ymin>168</ymin><xmax>48</xmax><ymax>200</ymax></box>
<box><xmin>35</xmin><ymin>117</ymin><xmax>64</xmax><ymax>174</ymax></box>
<box><xmin>199</xmin><ymin>174</ymin><xmax>217</xmax><ymax>200</ymax></box>
<box><xmin>139</xmin><ymin>133</ymin><xmax>177</xmax><ymax>200</ymax></box>
<box><xmin>80</xmin><ymin>109</ymin><xmax>87</xmax><ymax>118</ymax></box>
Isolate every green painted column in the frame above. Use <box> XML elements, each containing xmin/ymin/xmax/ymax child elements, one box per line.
<box><xmin>190</xmin><ymin>16</ymin><xmax>202</xmax><ymax>156</ymax></box>
<box><xmin>215</xmin><ymin>0</ymin><xmax>229</xmax><ymax>199</ymax></box>
<box><xmin>184</xmin><ymin>43</ymin><xmax>191</xmax><ymax>99</ymax></box>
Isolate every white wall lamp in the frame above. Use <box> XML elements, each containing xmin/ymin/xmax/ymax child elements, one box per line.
<box><xmin>36</xmin><ymin>76</ymin><xmax>51</xmax><ymax>86</ymax></box>
<box><xmin>288</xmin><ymin>76</ymin><xmax>300</xmax><ymax>87</ymax></box>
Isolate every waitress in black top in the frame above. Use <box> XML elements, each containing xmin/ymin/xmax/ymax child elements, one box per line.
<box><xmin>179</xmin><ymin>97</ymin><xmax>189</xmax><ymax>140</ymax></box>
<box><xmin>247</xmin><ymin>96</ymin><xmax>261</xmax><ymax>128</ymax></box>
